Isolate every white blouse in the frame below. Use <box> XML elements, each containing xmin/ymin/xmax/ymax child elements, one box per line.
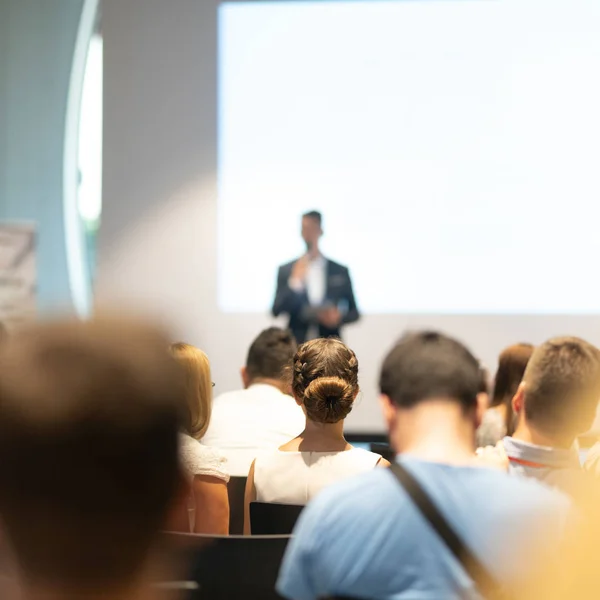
<box><xmin>253</xmin><ymin>447</ymin><xmax>381</xmax><ymax>505</ymax></box>
<box><xmin>179</xmin><ymin>433</ymin><xmax>229</xmax><ymax>483</ymax></box>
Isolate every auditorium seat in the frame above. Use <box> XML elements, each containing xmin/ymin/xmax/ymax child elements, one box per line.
<box><xmin>250</xmin><ymin>502</ymin><xmax>304</xmax><ymax>534</ymax></box>
<box><xmin>160</xmin><ymin>532</ymin><xmax>291</xmax><ymax>599</ymax></box>
<box><xmin>227</xmin><ymin>476</ymin><xmax>247</xmax><ymax>535</ymax></box>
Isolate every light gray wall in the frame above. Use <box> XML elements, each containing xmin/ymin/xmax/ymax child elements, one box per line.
<box><xmin>0</xmin><ymin>0</ymin><xmax>84</xmax><ymax>312</ymax></box>
<box><xmin>100</xmin><ymin>0</ymin><xmax>600</xmax><ymax>433</ymax></box>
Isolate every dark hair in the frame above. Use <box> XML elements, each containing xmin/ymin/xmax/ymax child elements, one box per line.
<box><xmin>379</xmin><ymin>331</ymin><xmax>481</xmax><ymax>412</ymax></box>
<box><xmin>291</xmin><ymin>338</ymin><xmax>358</xmax><ymax>423</ymax></box>
<box><xmin>302</xmin><ymin>210</ymin><xmax>322</xmax><ymax>227</ymax></box>
<box><xmin>246</xmin><ymin>327</ymin><xmax>297</xmax><ymax>381</ymax></box>
<box><xmin>0</xmin><ymin>317</ymin><xmax>184</xmax><ymax>588</ymax></box>
<box><xmin>490</xmin><ymin>343</ymin><xmax>534</xmax><ymax>435</ymax></box>
<box><xmin>523</xmin><ymin>337</ymin><xmax>600</xmax><ymax>438</ymax></box>
<box><xmin>478</xmin><ymin>365</ymin><xmax>490</xmax><ymax>395</ymax></box>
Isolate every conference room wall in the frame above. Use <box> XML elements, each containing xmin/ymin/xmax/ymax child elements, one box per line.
<box><xmin>99</xmin><ymin>0</ymin><xmax>600</xmax><ymax>433</ymax></box>
<box><xmin>0</xmin><ymin>0</ymin><xmax>84</xmax><ymax>313</ymax></box>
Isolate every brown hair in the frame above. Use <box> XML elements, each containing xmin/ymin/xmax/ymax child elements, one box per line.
<box><xmin>490</xmin><ymin>343</ymin><xmax>534</xmax><ymax>434</ymax></box>
<box><xmin>523</xmin><ymin>337</ymin><xmax>600</xmax><ymax>439</ymax></box>
<box><xmin>169</xmin><ymin>342</ymin><xmax>212</xmax><ymax>440</ymax></box>
<box><xmin>0</xmin><ymin>317</ymin><xmax>184</xmax><ymax>588</ymax></box>
<box><xmin>291</xmin><ymin>338</ymin><xmax>359</xmax><ymax>423</ymax></box>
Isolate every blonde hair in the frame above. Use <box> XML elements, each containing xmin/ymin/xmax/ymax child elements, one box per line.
<box><xmin>169</xmin><ymin>342</ymin><xmax>212</xmax><ymax>440</ymax></box>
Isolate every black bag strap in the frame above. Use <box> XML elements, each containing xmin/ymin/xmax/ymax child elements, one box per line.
<box><xmin>390</xmin><ymin>462</ymin><xmax>507</xmax><ymax>600</ymax></box>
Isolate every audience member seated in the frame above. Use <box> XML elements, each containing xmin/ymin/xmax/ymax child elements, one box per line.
<box><xmin>0</xmin><ymin>318</ymin><xmax>189</xmax><ymax>600</ymax></box>
<box><xmin>244</xmin><ymin>338</ymin><xmax>387</xmax><ymax>532</ymax></box>
<box><xmin>476</xmin><ymin>343</ymin><xmax>534</xmax><ymax>447</ymax></box>
<box><xmin>202</xmin><ymin>327</ymin><xmax>304</xmax><ymax>476</ymax></box>
<box><xmin>277</xmin><ymin>331</ymin><xmax>570</xmax><ymax>600</ymax></box>
<box><xmin>502</xmin><ymin>337</ymin><xmax>600</xmax><ymax>497</ymax></box>
<box><xmin>169</xmin><ymin>342</ymin><xmax>230</xmax><ymax>534</ymax></box>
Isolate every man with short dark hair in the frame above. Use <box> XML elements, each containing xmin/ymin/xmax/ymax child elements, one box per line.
<box><xmin>202</xmin><ymin>327</ymin><xmax>305</xmax><ymax>476</ymax></box>
<box><xmin>277</xmin><ymin>331</ymin><xmax>569</xmax><ymax>600</ymax></box>
<box><xmin>503</xmin><ymin>336</ymin><xmax>600</xmax><ymax>495</ymax></box>
<box><xmin>272</xmin><ymin>211</ymin><xmax>359</xmax><ymax>343</ymax></box>
<box><xmin>0</xmin><ymin>317</ymin><xmax>186</xmax><ymax>600</ymax></box>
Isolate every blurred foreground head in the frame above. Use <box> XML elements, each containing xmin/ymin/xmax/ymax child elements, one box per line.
<box><xmin>0</xmin><ymin>317</ymin><xmax>184</xmax><ymax>592</ymax></box>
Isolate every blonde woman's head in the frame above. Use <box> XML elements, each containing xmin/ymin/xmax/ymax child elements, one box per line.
<box><xmin>169</xmin><ymin>343</ymin><xmax>212</xmax><ymax>440</ymax></box>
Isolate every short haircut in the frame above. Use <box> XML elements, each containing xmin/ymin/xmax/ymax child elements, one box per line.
<box><xmin>0</xmin><ymin>318</ymin><xmax>185</xmax><ymax>588</ymax></box>
<box><xmin>302</xmin><ymin>210</ymin><xmax>322</xmax><ymax>226</ymax></box>
<box><xmin>169</xmin><ymin>342</ymin><xmax>212</xmax><ymax>440</ymax></box>
<box><xmin>246</xmin><ymin>327</ymin><xmax>297</xmax><ymax>381</ymax></box>
<box><xmin>523</xmin><ymin>337</ymin><xmax>600</xmax><ymax>438</ymax></box>
<box><xmin>380</xmin><ymin>331</ymin><xmax>481</xmax><ymax>412</ymax></box>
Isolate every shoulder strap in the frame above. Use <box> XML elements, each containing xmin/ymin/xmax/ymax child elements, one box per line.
<box><xmin>390</xmin><ymin>462</ymin><xmax>507</xmax><ymax>600</ymax></box>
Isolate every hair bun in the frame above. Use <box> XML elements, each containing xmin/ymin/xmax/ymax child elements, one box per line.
<box><xmin>303</xmin><ymin>376</ymin><xmax>355</xmax><ymax>424</ymax></box>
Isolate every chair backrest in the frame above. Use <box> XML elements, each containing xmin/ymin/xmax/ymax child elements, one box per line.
<box><xmin>250</xmin><ymin>502</ymin><xmax>304</xmax><ymax>535</ymax></box>
<box><xmin>161</xmin><ymin>532</ymin><xmax>291</xmax><ymax>600</ymax></box>
<box><xmin>227</xmin><ymin>476</ymin><xmax>247</xmax><ymax>535</ymax></box>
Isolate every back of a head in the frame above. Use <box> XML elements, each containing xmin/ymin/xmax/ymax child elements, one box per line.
<box><xmin>379</xmin><ymin>331</ymin><xmax>481</xmax><ymax>411</ymax></box>
<box><xmin>169</xmin><ymin>342</ymin><xmax>212</xmax><ymax>439</ymax></box>
<box><xmin>490</xmin><ymin>343</ymin><xmax>534</xmax><ymax>408</ymax></box>
<box><xmin>246</xmin><ymin>327</ymin><xmax>297</xmax><ymax>381</ymax></box>
<box><xmin>522</xmin><ymin>336</ymin><xmax>600</xmax><ymax>440</ymax></box>
<box><xmin>0</xmin><ymin>317</ymin><xmax>185</xmax><ymax>589</ymax></box>
<box><xmin>291</xmin><ymin>338</ymin><xmax>358</xmax><ymax>423</ymax></box>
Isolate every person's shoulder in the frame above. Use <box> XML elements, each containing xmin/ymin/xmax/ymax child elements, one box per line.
<box><xmin>179</xmin><ymin>434</ymin><xmax>230</xmax><ymax>482</ymax></box>
<box><xmin>253</xmin><ymin>449</ymin><xmax>297</xmax><ymax>476</ymax></box>
<box><xmin>306</xmin><ymin>467</ymin><xmax>395</xmax><ymax>518</ymax></box>
<box><xmin>485</xmin><ymin>467</ymin><xmax>571</xmax><ymax>512</ymax></box>
<box><xmin>348</xmin><ymin>447</ymin><xmax>385</xmax><ymax>465</ymax></box>
<box><xmin>279</xmin><ymin>258</ymin><xmax>299</xmax><ymax>271</ymax></box>
<box><xmin>325</xmin><ymin>258</ymin><xmax>349</xmax><ymax>273</ymax></box>
<box><xmin>212</xmin><ymin>388</ymin><xmax>246</xmax><ymax>406</ymax></box>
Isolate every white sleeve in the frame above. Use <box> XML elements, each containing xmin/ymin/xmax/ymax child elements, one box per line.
<box><xmin>179</xmin><ymin>435</ymin><xmax>230</xmax><ymax>483</ymax></box>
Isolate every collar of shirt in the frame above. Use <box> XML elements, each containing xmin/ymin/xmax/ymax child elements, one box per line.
<box><xmin>503</xmin><ymin>436</ymin><xmax>580</xmax><ymax>470</ymax></box>
<box><xmin>308</xmin><ymin>254</ymin><xmax>326</xmax><ymax>268</ymax></box>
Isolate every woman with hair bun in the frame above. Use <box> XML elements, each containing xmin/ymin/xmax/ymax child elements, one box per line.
<box><xmin>244</xmin><ymin>338</ymin><xmax>388</xmax><ymax>531</ymax></box>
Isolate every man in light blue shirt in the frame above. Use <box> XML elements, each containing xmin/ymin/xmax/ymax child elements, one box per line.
<box><xmin>277</xmin><ymin>331</ymin><xmax>569</xmax><ymax>600</ymax></box>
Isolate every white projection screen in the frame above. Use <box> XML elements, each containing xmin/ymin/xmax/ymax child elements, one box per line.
<box><xmin>100</xmin><ymin>0</ymin><xmax>600</xmax><ymax>434</ymax></box>
<box><xmin>218</xmin><ymin>0</ymin><xmax>600</xmax><ymax>314</ymax></box>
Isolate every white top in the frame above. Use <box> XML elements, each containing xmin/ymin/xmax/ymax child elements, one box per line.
<box><xmin>179</xmin><ymin>433</ymin><xmax>230</xmax><ymax>483</ymax></box>
<box><xmin>201</xmin><ymin>384</ymin><xmax>306</xmax><ymax>476</ymax></box>
<box><xmin>253</xmin><ymin>447</ymin><xmax>382</xmax><ymax>505</ymax></box>
<box><xmin>289</xmin><ymin>254</ymin><xmax>326</xmax><ymax>306</ymax></box>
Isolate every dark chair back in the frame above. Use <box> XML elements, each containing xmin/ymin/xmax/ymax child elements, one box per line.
<box><xmin>369</xmin><ymin>443</ymin><xmax>395</xmax><ymax>462</ymax></box>
<box><xmin>250</xmin><ymin>502</ymin><xmax>304</xmax><ymax>535</ymax></box>
<box><xmin>227</xmin><ymin>476</ymin><xmax>247</xmax><ymax>535</ymax></box>
<box><xmin>160</xmin><ymin>532</ymin><xmax>291</xmax><ymax>599</ymax></box>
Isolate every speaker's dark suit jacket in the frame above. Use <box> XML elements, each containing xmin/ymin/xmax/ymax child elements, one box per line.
<box><xmin>271</xmin><ymin>258</ymin><xmax>360</xmax><ymax>343</ymax></box>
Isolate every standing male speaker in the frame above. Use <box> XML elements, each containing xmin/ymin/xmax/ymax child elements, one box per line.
<box><xmin>272</xmin><ymin>211</ymin><xmax>360</xmax><ymax>343</ymax></box>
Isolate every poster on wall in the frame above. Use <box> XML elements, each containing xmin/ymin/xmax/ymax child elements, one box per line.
<box><xmin>0</xmin><ymin>223</ymin><xmax>37</xmax><ymax>331</ymax></box>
